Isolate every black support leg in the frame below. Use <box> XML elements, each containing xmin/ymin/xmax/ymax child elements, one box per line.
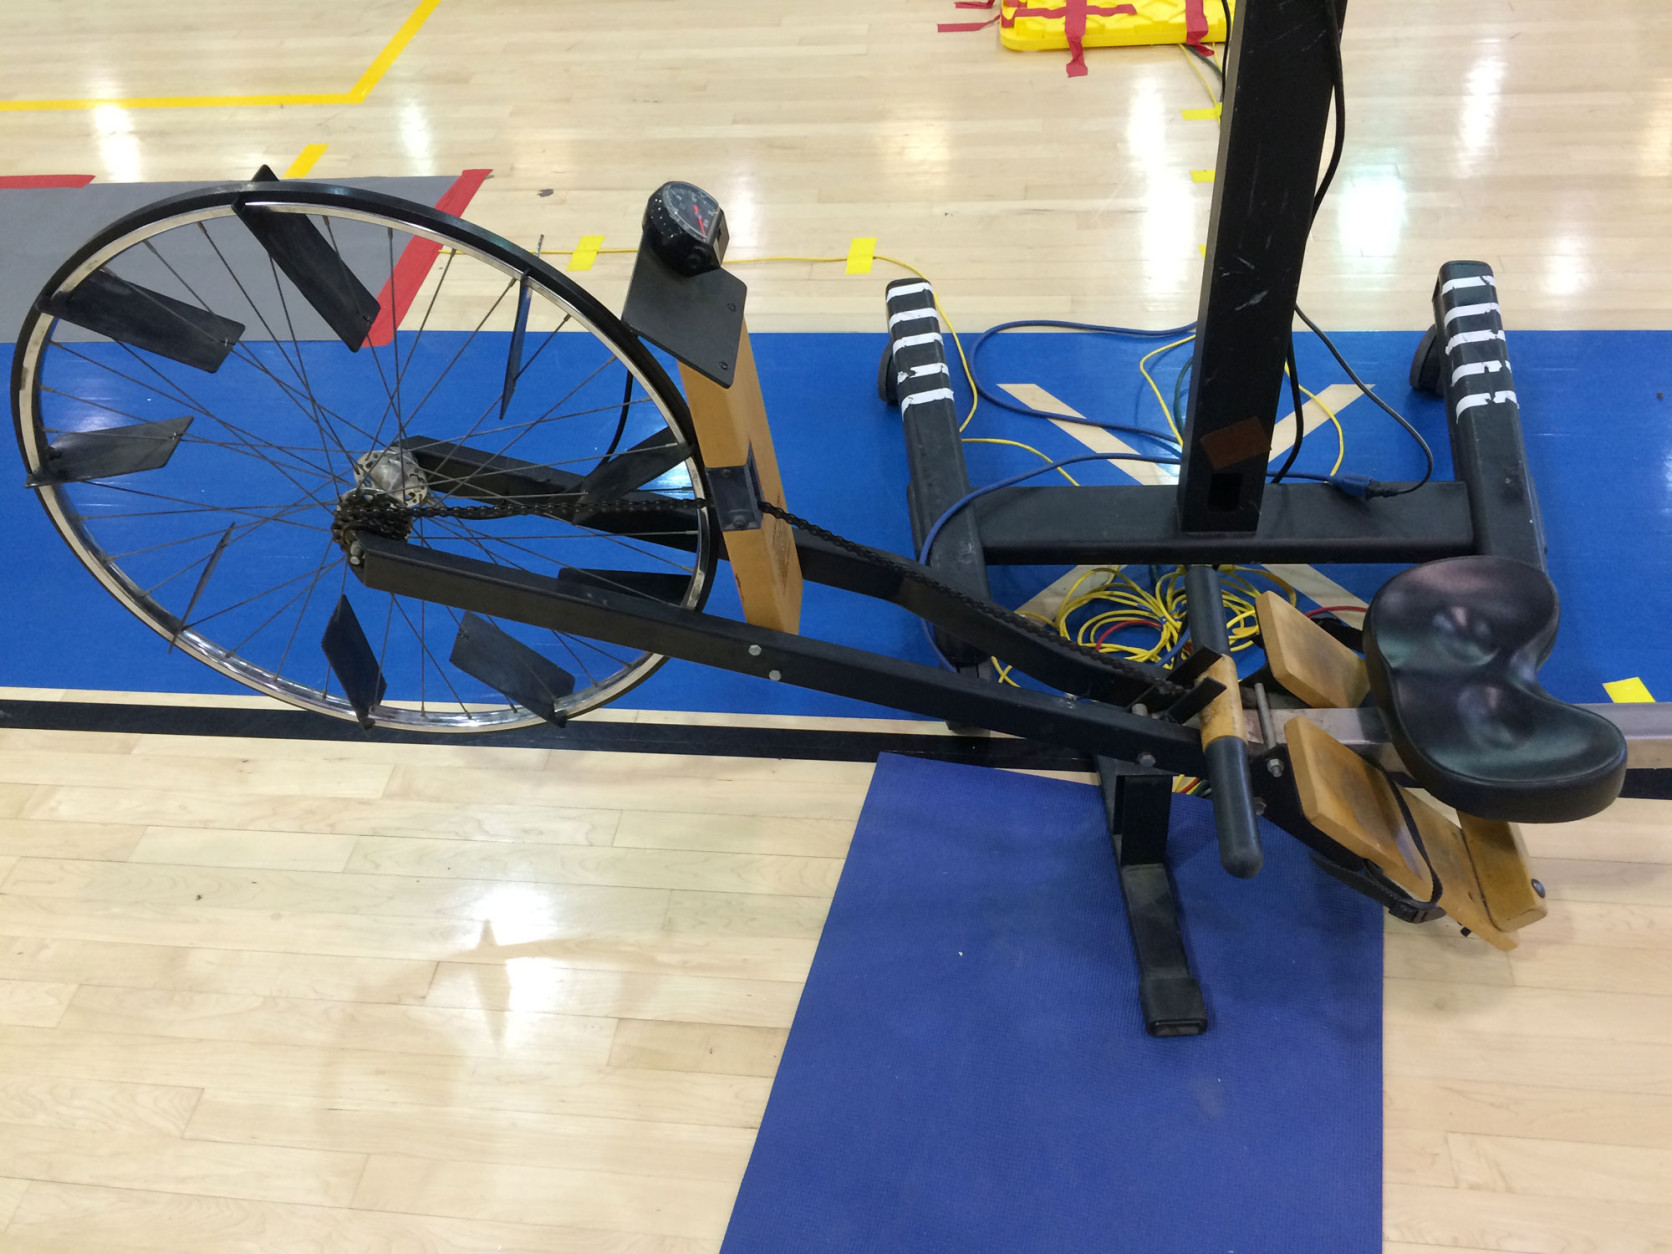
<box><xmin>1097</xmin><ymin>758</ymin><xmax>1209</xmax><ymax>1037</ymax></box>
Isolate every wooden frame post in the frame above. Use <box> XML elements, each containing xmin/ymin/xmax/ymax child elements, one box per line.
<box><xmin>679</xmin><ymin>322</ymin><xmax>803</xmax><ymax>634</ymax></box>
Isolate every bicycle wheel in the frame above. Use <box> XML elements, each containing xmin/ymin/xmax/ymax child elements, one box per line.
<box><xmin>12</xmin><ymin>180</ymin><xmax>717</xmax><ymax>732</ymax></box>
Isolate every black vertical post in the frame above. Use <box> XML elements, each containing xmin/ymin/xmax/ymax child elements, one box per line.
<box><xmin>1177</xmin><ymin>0</ymin><xmax>1347</xmax><ymax>532</ymax></box>
<box><xmin>1098</xmin><ymin>758</ymin><xmax>1209</xmax><ymax>1037</ymax></box>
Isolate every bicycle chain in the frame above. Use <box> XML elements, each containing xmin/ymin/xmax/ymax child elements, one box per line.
<box><xmin>330</xmin><ymin>488</ymin><xmax>679</xmax><ymax>550</ymax></box>
<box><xmin>332</xmin><ymin>490</ymin><xmax>1186</xmax><ymax>703</ymax></box>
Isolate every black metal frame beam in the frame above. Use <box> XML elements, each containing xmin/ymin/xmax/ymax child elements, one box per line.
<box><xmin>1176</xmin><ymin>0</ymin><xmax>1346</xmax><ymax>531</ymax></box>
<box><xmin>391</xmin><ymin>435</ymin><xmax>1190</xmax><ymax>706</ymax></box>
<box><xmin>1431</xmin><ymin>260</ymin><xmax>1546</xmax><ymax>570</ymax></box>
<box><xmin>974</xmin><ymin>480</ymin><xmax>1473</xmax><ymax>565</ymax></box>
<box><xmin>347</xmin><ymin>531</ymin><xmax>1208</xmax><ymax>776</ymax></box>
<box><xmin>884</xmin><ymin>278</ymin><xmax>990</xmax><ymax>666</ymax></box>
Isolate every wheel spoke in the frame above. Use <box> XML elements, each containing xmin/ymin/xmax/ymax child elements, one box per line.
<box><xmin>267</xmin><ymin>250</ymin><xmax>355</xmax><ymax>474</ymax></box>
<box><xmin>23</xmin><ymin>198</ymin><xmax>711</xmax><ymax>730</ymax></box>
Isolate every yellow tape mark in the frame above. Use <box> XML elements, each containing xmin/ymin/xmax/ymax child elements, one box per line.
<box><xmin>1198</xmin><ymin>244</ymin><xmax>1207</xmax><ymax>258</ymax></box>
<box><xmin>1605</xmin><ymin>677</ymin><xmax>1656</xmax><ymax>703</ymax></box>
<box><xmin>283</xmin><ymin>143</ymin><xmax>329</xmax><ymax>178</ymax></box>
<box><xmin>567</xmin><ymin>235</ymin><xmax>606</xmax><ymax>272</ymax></box>
<box><xmin>845</xmin><ymin>237</ymin><xmax>878</xmax><ymax>276</ymax></box>
<box><xmin>1190</xmin><ymin>170</ymin><xmax>1216</xmax><ymax>183</ymax></box>
<box><xmin>346</xmin><ymin>0</ymin><xmax>444</xmax><ymax>101</ymax></box>
<box><xmin>1182</xmin><ymin>105</ymin><xmax>1222</xmax><ymax>121</ymax></box>
<box><xmin>0</xmin><ymin>0</ymin><xmax>441</xmax><ymax>112</ymax></box>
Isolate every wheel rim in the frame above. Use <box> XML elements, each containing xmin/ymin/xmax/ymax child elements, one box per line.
<box><xmin>13</xmin><ymin>182</ymin><xmax>714</xmax><ymax>732</ymax></box>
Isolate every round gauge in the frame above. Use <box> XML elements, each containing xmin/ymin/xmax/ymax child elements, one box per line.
<box><xmin>643</xmin><ymin>181</ymin><xmax>730</xmax><ymax>277</ymax></box>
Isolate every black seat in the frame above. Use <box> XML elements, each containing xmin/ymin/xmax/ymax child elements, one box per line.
<box><xmin>1363</xmin><ymin>556</ymin><xmax>1627</xmax><ymax>823</ymax></box>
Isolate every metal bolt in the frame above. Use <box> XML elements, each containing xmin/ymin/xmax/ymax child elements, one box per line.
<box><xmin>1137</xmin><ymin>752</ymin><xmax>1156</xmax><ymax>769</ymax></box>
<box><xmin>1265</xmin><ymin>758</ymin><xmax>1286</xmax><ymax>778</ymax></box>
<box><xmin>348</xmin><ymin>541</ymin><xmax>364</xmax><ymax>567</ymax></box>
<box><xmin>1252</xmin><ymin>798</ymin><xmax>1267</xmax><ymax>817</ymax></box>
<box><xmin>747</xmin><ymin>645</ymin><xmax>762</xmax><ymax>657</ymax></box>
<box><xmin>768</xmin><ymin>669</ymin><xmax>782</xmax><ymax>682</ymax></box>
<box><xmin>1531</xmin><ymin>879</ymin><xmax>1546</xmax><ymax>899</ymax></box>
<box><xmin>719</xmin><ymin>361</ymin><xmax>730</xmax><ymax>371</ymax></box>
<box><xmin>727</xmin><ymin>302</ymin><xmax>737</xmax><ymax>312</ymax></box>
<box><xmin>1253</xmin><ymin>681</ymin><xmax>1276</xmax><ymax>748</ymax></box>
<box><xmin>1131</xmin><ymin>703</ymin><xmax>1149</xmax><ymax>717</ymax></box>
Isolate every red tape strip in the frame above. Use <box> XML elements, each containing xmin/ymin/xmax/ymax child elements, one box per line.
<box><xmin>941</xmin><ymin>0</ymin><xmax>998</xmax><ymax>31</ymax></box>
<box><xmin>364</xmin><ymin>168</ymin><xmax>492</xmax><ymax>349</ymax></box>
<box><xmin>0</xmin><ymin>174</ymin><xmax>95</xmax><ymax>189</ymax></box>
<box><xmin>1185</xmin><ymin>0</ymin><xmax>1209</xmax><ymax>45</ymax></box>
<box><xmin>1005</xmin><ymin>1</ymin><xmax>1138</xmax><ymax>75</ymax></box>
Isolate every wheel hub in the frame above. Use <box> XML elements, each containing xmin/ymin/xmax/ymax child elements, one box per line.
<box><xmin>352</xmin><ymin>446</ymin><xmax>429</xmax><ymax>506</ymax></box>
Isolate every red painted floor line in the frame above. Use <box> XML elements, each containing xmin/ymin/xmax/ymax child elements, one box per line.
<box><xmin>364</xmin><ymin>168</ymin><xmax>492</xmax><ymax>347</ymax></box>
<box><xmin>0</xmin><ymin>174</ymin><xmax>95</xmax><ymax>189</ymax></box>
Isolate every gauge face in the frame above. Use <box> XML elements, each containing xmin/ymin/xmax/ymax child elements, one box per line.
<box><xmin>662</xmin><ymin>182</ymin><xmax>720</xmax><ymax>240</ymax></box>
<box><xmin>643</xmin><ymin>181</ymin><xmax>729</xmax><ymax>276</ymax></box>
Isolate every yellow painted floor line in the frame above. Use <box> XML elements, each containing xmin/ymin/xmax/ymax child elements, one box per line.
<box><xmin>283</xmin><ymin>143</ymin><xmax>329</xmax><ymax>178</ymax></box>
<box><xmin>345</xmin><ymin>0</ymin><xmax>444</xmax><ymax>101</ymax></box>
<box><xmin>0</xmin><ymin>0</ymin><xmax>442</xmax><ymax>112</ymax></box>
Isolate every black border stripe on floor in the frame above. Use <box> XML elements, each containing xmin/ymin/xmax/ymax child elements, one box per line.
<box><xmin>0</xmin><ymin>698</ymin><xmax>1092</xmax><ymax>771</ymax></box>
<box><xmin>5</xmin><ymin>696</ymin><xmax>1669</xmax><ymax>796</ymax></box>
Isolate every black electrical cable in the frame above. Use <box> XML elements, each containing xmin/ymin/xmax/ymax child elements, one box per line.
<box><xmin>1294</xmin><ymin>304</ymin><xmax>1435</xmax><ymax>492</ymax></box>
<box><xmin>969</xmin><ymin>319</ymin><xmax>1194</xmax><ymax>451</ymax></box>
<box><xmin>1280</xmin><ymin>0</ymin><xmax>1347</xmax><ymax>483</ymax></box>
<box><xmin>1312</xmin><ymin>0</ymin><xmax>1346</xmax><ymax>222</ymax></box>
<box><xmin>1184</xmin><ymin>41</ymin><xmax>1225</xmax><ymax>91</ymax></box>
<box><xmin>980</xmin><ymin>2</ymin><xmax>1432</xmax><ymax>496</ymax></box>
<box><xmin>1270</xmin><ymin>341</ymin><xmax>1309</xmax><ymax>484</ymax></box>
<box><xmin>599</xmin><ymin>372</ymin><xmax>634</xmax><ymax>461</ymax></box>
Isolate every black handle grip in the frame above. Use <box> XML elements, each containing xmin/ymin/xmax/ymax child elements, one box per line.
<box><xmin>1186</xmin><ymin>566</ymin><xmax>1264</xmax><ymax>878</ymax></box>
<box><xmin>1205</xmin><ymin>735</ymin><xmax>1263</xmax><ymax>878</ymax></box>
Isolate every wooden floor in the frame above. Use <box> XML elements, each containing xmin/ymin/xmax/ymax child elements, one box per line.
<box><xmin>2</xmin><ymin>2</ymin><xmax>1671</xmax><ymax>1250</ymax></box>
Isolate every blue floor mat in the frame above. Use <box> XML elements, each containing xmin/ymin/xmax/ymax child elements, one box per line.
<box><xmin>3</xmin><ymin>329</ymin><xmax>1666</xmax><ymax>713</ymax></box>
<box><xmin>722</xmin><ymin>755</ymin><xmax>1382</xmax><ymax>1254</ymax></box>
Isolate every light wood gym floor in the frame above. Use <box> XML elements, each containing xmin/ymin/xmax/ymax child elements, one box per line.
<box><xmin>1</xmin><ymin>2</ymin><xmax>1670</xmax><ymax>1250</ymax></box>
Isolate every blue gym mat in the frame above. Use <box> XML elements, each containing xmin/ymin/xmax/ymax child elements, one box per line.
<box><xmin>721</xmin><ymin>754</ymin><xmax>1382</xmax><ymax>1254</ymax></box>
<box><xmin>3</xmin><ymin>328</ymin><xmax>1667</xmax><ymax>712</ymax></box>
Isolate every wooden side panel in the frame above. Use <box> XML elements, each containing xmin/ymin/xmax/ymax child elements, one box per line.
<box><xmin>1287</xmin><ymin>717</ymin><xmax>1431</xmax><ymax>898</ymax></box>
<box><xmin>1417</xmin><ymin>809</ymin><xmax>1518</xmax><ymax>950</ymax></box>
<box><xmin>1285</xmin><ymin>718</ymin><xmax>1524</xmax><ymax>951</ymax></box>
<box><xmin>678</xmin><ymin>324</ymin><xmax>803</xmax><ymax>634</ymax></box>
<box><xmin>1257</xmin><ymin>590</ymin><xmax>1369</xmax><ymax>710</ymax></box>
<box><xmin>1459</xmin><ymin>815</ymin><xmax>1548</xmax><ymax>933</ymax></box>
